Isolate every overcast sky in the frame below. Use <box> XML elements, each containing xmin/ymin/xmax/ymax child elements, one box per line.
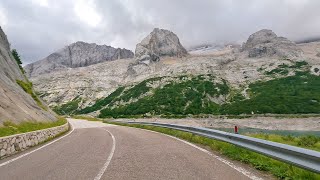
<box><xmin>0</xmin><ymin>0</ymin><xmax>320</xmax><ymax>64</ymax></box>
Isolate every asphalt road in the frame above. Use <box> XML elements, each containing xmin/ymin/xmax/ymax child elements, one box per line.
<box><xmin>0</xmin><ymin>119</ymin><xmax>264</xmax><ymax>180</ymax></box>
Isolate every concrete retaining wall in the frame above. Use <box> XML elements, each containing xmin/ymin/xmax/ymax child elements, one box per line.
<box><xmin>0</xmin><ymin>122</ymin><xmax>69</xmax><ymax>159</ymax></box>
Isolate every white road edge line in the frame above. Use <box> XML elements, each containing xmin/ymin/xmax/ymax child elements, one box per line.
<box><xmin>120</xmin><ymin>125</ymin><xmax>263</xmax><ymax>180</ymax></box>
<box><xmin>0</xmin><ymin>123</ymin><xmax>74</xmax><ymax>168</ymax></box>
<box><xmin>94</xmin><ymin>128</ymin><xmax>116</xmax><ymax>180</ymax></box>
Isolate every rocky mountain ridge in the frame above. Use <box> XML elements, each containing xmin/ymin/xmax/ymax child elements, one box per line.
<box><xmin>0</xmin><ymin>26</ymin><xmax>57</xmax><ymax>124</ymax></box>
<box><xmin>25</xmin><ymin>28</ymin><xmax>320</xmax><ymax>115</ymax></box>
<box><xmin>24</xmin><ymin>41</ymin><xmax>134</xmax><ymax>78</ymax></box>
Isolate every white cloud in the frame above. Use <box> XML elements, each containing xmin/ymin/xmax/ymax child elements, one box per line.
<box><xmin>0</xmin><ymin>0</ymin><xmax>320</xmax><ymax>64</ymax></box>
<box><xmin>0</xmin><ymin>6</ymin><xmax>7</xmax><ymax>26</ymax></box>
<box><xmin>31</xmin><ymin>0</ymin><xmax>49</xmax><ymax>7</ymax></box>
<box><xmin>74</xmin><ymin>0</ymin><xmax>102</xmax><ymax>27</ymax></box>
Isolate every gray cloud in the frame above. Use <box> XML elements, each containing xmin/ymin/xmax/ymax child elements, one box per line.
<box><xmin>0</xmin><ymin>0</ymin><xmax>319</xmax><ymax>64</ymax></box>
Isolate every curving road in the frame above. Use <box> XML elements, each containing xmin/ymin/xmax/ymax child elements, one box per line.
<box><xmin>0</xmin><ymin>119</ymin><xmax>265</xmax><ymax>180</ymax></box>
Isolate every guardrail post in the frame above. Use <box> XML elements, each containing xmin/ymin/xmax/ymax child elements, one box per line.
<box><xmin>234</xmin><ymin>126</ymin><xmax>238</xmax><ymax>134</ymax></box>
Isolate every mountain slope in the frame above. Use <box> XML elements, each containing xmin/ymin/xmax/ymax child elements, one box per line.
<box><xmin>0</xmin><ymin>26</ymin><xmax>57</xmax><ymax>124</ymax></box>
<box><xmin>71</xmin><ymin>62</ymin><xmax>319</xmax><ymax>118</ymax></box>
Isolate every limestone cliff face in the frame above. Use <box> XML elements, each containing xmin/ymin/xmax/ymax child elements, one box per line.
<box><xmin>24</xmin><ymin>41</ymin><xmax>134</xmax><ymax>78</ymax></box>
<box><xmin>0</xmin><ymin>26</ymin><xmax>57</xmax><ymax>124</ymax></box>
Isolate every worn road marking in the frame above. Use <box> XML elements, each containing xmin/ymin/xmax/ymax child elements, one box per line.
<box><xmin>119</xmin><ymin>125</ymin><xmax>263</xmax><ymax>180</ymax></box>
<box><xmin>0</xmin><ymin>124</ymin><xmax>74</xmax><ymax>168</ymax></box>
<box><xmin>94</xmin><ymin>128</ymin><xmax>116</xmax><ymax>180</ymax></box>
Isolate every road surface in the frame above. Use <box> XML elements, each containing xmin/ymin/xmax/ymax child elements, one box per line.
<box><xmin>0</xmin><ymin>119</ymin><xmax>264</xmax><ymax>180</ymax></box>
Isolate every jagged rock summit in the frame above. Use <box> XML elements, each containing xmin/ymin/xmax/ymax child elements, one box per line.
<box><xmin>241</xmin><ymin>29</ymin><xmax>303</xmax><ymax>59</ymax></box>
<box><xmin>0</xmin><ymin>26</ymin><xmax>57</xmax><ymax>124</ymax></box>
<box><xmin>135</xmin><ymin>28</ymin><xmax>188</xmax><ymax>64</ymax></box>
<box><xmin>24</xmin><ymin>41</ymin><xmax>134</xmax><ymax>78</ymax></box>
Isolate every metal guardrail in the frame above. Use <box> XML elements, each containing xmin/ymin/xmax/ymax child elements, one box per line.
<box><xmin>122</xmin><ymin>121</ymin><xmax>320</xmax><ymax>173</ymax></box>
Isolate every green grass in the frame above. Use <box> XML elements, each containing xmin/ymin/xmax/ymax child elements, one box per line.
<box><xmin>16</xmin><ymin>80</ymin><xmax>47</xmax><ymax>110</ymax></box>
<box><xmin>0</xmin><ymin>117</ymin><xmax>67</xmax><ymax>137</ymax></box>
<box><xmin>106</xmin><ymin>121</ymin><xmax>320</xmax><ymax>179</ymax></box>
<box><xmin>247</xmin><ymin>133</ymin><xmax>320</xmax><ymax>152</ymax></box>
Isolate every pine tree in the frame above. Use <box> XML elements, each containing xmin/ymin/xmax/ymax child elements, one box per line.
<box><xmin>11</xmin><ymin>49</ymin><xmax>25</xmax><ymax>74</ymax></box>
<box><xmin>12</xmin><ymin>49</ymin><xmax>22</xmax><ymax>65</ymax></box>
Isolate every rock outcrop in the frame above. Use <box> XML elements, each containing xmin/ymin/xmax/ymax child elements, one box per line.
<box><xmin>241</xmin><ymin>29</ymin><xmax>303</xmax><ymax>59</ymax></box>
<box><xmin>24</xmin><ymin>41</ymin><xmax>134</xmax><ymax>78</ymax></box>
<box><xmin>135</xmin><ymin>28</ymin><xmax>187</xmax><ymax>64</ymax></box>
<box><xmin>0</xmin><ymin>26</ymin><xmax>57</xmax><ymax>124</ymax></box>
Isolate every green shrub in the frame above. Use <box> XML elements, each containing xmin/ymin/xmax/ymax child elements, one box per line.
<box><xmin>222</xmin><ymin>72</ymin><xmax>320</xmax><ymax>115</ymax></box>
<box><xmin>98</xmin><ymin>74</ymin><xmax>228</xmax><ymax>118</ymax></box>
<box><xmin>53</xmin><ymin>97</ymin><xmax>82</xmax><ymax>115</ymax></box>
<box><xmin>76</xmin><ymin>86</ymin><xmax>125</xmax><ymax>114</ymax></box>
<box><xmin>297</xmin><ymin>136</ymin><xmax>320</xmax><ymax>147</ymax></box>
<box><xmin>16</xmin><ymin>80</ymin><xmax>47</xmax><ymax>110</ymax></box>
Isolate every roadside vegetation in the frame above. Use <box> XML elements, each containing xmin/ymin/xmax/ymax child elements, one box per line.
<box><xmin>16</xmin><ymin>80</ymin><xmax>47</xmax><ymax>110</ymax></box>
<box><xmin>247</xmin><ymin>133</ymin><xmax>320</xmax><ymax>152</ymax></box>
<box><xmin>106</xmin><ymin>121</ymin><xmax>320</xmax><ymax>179</ymax></box>
<box><xmin>0</xmin><ymin>117</ymin><xmax>67</xmax><ymax>137</ymax></box>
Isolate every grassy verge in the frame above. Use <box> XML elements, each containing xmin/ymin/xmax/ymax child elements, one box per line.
<box><xmin>247</xmin><ymin>133</ymin><xmax>320</xmax><ymax>152</ymax></box>
<box><xmin>0</xmin><ymin>117</ymin><xmax>67</xmax><ymax>137</ymax></box>
<box><xmin>106</xmin><ymin>121</ymin><xmax>320</xmax><ymax>179</ymax></box>
<box><xmin>16</xmin><ymin>80</ymin><xmax>47</xmax><ymax>110</ymax></box>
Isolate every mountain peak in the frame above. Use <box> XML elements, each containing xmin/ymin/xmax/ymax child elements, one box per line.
<box><xmin>242</xmin><ymin>29</ymin><xmax>303</xmax><ymax>58</ymax></box>
<box><xmin>135</xmin><ymin>28</ymin><xmax>188</xmax><ymax>64</ymax></box>
<box><xmin>24</xmin><ymin>42</ymin><xmax>134</xmax><ymax>78</ymax></box>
